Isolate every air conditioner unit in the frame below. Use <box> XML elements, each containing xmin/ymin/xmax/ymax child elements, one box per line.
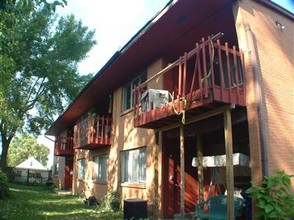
<box><xmin>140</xmin><ymin>89</ymin><xmax>171</xmax><ymax>113</ymax></box>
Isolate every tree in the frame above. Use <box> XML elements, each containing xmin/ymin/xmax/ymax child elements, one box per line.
<box><xmin>0</xmin><ymin>0</ymin><xmax>96</xmax><ymax>169</ymax></box>
<box><xmin>8</xmin><ymin>135</ymin><xmax>50</xmax><ymax>167</ymax></box>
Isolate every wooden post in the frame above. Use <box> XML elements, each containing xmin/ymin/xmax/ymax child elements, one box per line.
<box><xmin>197</xmin><ymin>134</ymin><xmax>204</xmax><ymax>202</ymax></box>
<box><xmin>224</xmin><ymin>107</ymin><xmax>234</xmax><ymax>219</ymax></box>
<box><xmin>27</xmin><ymin>169</ymin><xmax>30</xmax><ymax>185</ymax></box>
<box><xmin>180</xmin><ymin>125</ymin><xmax>185</xmax><ymax>219</ymax></box>
<box><xmin>154</xmin><ymin>131</ymin><xmax>161</xmax><ymax>218</ymax></box>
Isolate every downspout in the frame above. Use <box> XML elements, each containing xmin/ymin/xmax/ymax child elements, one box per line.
<box><xmin>244</xmin><ymin>23</ymin><xmax>269</xmax><ymax>177</ymax></box>
<box><xmin>45</xmin><ymin>135</ymin><xmax>55</xmax><ymax>143</ymax></box>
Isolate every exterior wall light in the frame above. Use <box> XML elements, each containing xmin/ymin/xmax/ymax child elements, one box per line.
<box><xmin>276</xmin><ymin>20</ymin><xmax>285</xmax><ymax>30</ymax></box>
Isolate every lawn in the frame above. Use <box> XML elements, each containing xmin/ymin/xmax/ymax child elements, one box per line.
<box><xmin>0</xmin><ymin>184</ymin><xmax>123</xmax><ymax>220</ymax></box>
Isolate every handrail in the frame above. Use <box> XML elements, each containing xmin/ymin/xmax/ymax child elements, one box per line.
<box><xmin>139</xmin><ymin>33</ymin><xmax>224</xmax><ymax>88</ymax></box>
<box><xmin>55</xmin><ymin>137</ymin><xmax>73</xmax><ymax>150</ymax></box>
<box><xmin>75</xmin><ymin>115</ymin><xmax>112</xmax><ymax>148</ymax></box>
<box><xmin>55</xmin><ymin>137</ymin><xmax>74</xmax><ymax>155</ymax></box>
<box><xmin>134</xmin><ymin>35</ymin><xmax>245</xmax><ymax>125</ymax></box>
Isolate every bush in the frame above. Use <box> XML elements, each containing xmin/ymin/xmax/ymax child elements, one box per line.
<box><xmin>0</xmin><ymin>170</ymin><xmax>9</xmax><ymax>199</ymax></box>
<box><xmin>107</xmin><ymin>190</ymin><xmax>120</xmax><ymax>212</ymax></box>
<box><xmin>246</xmin><ymin>170</ymin><xmax>294</xmax><ymax>219</ymax></box>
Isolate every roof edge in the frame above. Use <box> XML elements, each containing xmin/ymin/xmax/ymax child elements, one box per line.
<box><xmin>257</xmin><ymin>0</ymin><xmax>294</xmax><ymax>20</ymax></box>
<box><xmin>45</xmin><ymin>51</ymin><xmax>121</xmax><ymax>136</ymax></box>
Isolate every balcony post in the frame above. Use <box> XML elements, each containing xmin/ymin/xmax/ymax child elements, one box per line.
<box><xmin>180</xmin><ymin>125</ymin><xmax>185</xmax><ymax>219</ymax></box>
<box><xmin>224</xmin><ymin>106</ymin><xmax>234</xmax><ymax>219</ymax></box>
<box><xmin>197</xmin><ymin>134</ymin><xmax>204</xmax><ymax>202</ymax></box>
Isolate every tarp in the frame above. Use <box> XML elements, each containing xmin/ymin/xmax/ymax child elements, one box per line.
<box><xmin>191</xmin><ymin>153</ymin><xmax>249</xmax><ymax>167</ymax></box>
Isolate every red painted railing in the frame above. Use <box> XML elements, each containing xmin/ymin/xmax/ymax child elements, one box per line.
<box><xmin>134</xmin><ymin>36</ymin><xmax>245</xmax><ymax>128</ymax></box>
<box><xmin>54</xmin><ymin>137</ymin><xmax>74</xmax><ymax>156</ymax></box>
<box><xmin>74</xmin><ymin>115</ymin><xmax>112</xmax><ymax>149</ymax></box>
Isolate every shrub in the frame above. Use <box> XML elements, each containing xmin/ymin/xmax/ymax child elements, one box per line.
<box><xmin>107</xmin><ymin>190</ymin><xmax>120</xmax><ymax>212</ymax></box>
<box><xmin>246</xmin><ymin>170</ymin><xmax>294</xmax><ymax>219</ymax></box>
<box><xmin>0</xmin><ymin>170</ymin><xmax>9</xmax><ymax>199</ymax></box>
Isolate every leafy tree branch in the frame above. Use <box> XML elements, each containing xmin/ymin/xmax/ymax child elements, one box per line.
<box><xmin>0</xmin><ymin>0</ymin><xmax>96</xmax><ymax>168</ymax></box>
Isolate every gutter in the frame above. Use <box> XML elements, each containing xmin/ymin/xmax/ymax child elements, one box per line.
<box><xmin>245</xmin><ymin>23</ymin><xmax>269</xmax><ymax>177</ymax></box>
<box><xmin>119</xmin><ymin>0</ymin><xmax>175</xmax><ymax>54</ymax></box>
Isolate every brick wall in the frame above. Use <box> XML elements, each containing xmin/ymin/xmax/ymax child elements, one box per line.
<box><xmin>234</xmin><ymin>0</ymin><xmax>294</xmax><ymax>188</ymax></box>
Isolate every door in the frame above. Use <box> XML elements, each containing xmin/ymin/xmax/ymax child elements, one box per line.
<box><xmin>162</xmin><ymin>131</ymin><xmax>181</xmax><ymax>218</ymax></box>
<box><xmin>64</xmin><ymin>157</ymin><xmax>73</xmax><ymax>190</ymax></box>
<box><xmin>168</xmin><ymin>153</ymin><xmax>180</xmax><ymax>216</ymax></box>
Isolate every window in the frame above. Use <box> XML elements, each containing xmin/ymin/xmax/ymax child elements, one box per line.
<box><xmin>94</xmin><ymin>155</ymin><xmax>108</xmax><ymax>182</ymax></box>
<box><xmin>16</xmin><ymin>171</ymin><xmax>22</xmax><ymax>177</ymax></box>
<box><xmin>54</xmin><ymin>163</ymin><xmax>59</xmax><ymax>175</ymax></box>
<box><xmin>78</xmin><ymin>158</ymin><xmax>86</xmax><ymax>179</ymax></box>
<box><xmin>122</xmin><ymin>71</ymin><xmax>147</xmax><ymax>111</ymax></box>
<box><xmin>121</xmin><ymin>147</ymin><xmax>146</xmax><ymax>184</ymax></box>
<box><xmin>29</xmin><ymin>172</ymin><xmax>41</xmax><ymax>178</ymax></box>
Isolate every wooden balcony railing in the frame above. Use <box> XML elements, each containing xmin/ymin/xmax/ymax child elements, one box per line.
<box><xmin>134</xmin><ymin>35</ymin><xmax>246</xmax><ymax>128</ymax></box>
<box><xmin>54</xmin><ymin>137</ymin><xmax>74</xmax><ymax>156</ymax></box>
<box><xmin>74</xmin><ymin>115</ymin><xmax>112</xmax><ymax>150</ymax></box>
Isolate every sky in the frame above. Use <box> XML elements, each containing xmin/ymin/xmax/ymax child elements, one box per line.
<box><xmin>271</xmin><ymin>0</ymin><xmax>294</xmax><ymax>14</ymax></box>
<box><xmin>56</xmin><ymin>0</ymin><xmax>171</xmax><ymax>75</ymax></box>
<box><xmin>56</xmin><ymin>0</ymin><xmax>293</xmax><ymax>77</ymax></box>
<box><xmin>38</xmin><ymin>0</ymin><xmax>293</xmax><ymax>168</ymax></box>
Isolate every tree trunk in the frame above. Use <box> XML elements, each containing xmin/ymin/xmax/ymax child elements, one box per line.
<box><xmin>0</xmin><ymin>137</ymin><xmax>13</xmax><ymax>170</ymax></box>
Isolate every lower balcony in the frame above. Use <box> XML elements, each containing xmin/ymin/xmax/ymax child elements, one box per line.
<box><xmin>54</xmin><ymin>137</ymin><xmax>74</xmax><ymax>156</ymax></box>
<box><xmin>74</xmin><ymin>115</ymin><xmax>112</xmax><ymax>150</ymax></box>
<box><xmin>134</xmin><ymin>35</ymin><xmax>246</xmax><ymax>129</ymax></box>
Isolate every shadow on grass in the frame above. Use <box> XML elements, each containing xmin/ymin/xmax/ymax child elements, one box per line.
<box><xmin>0</xmin><ymin>184</ymin><xmax>123</xmax><ymax>220</ymax></box>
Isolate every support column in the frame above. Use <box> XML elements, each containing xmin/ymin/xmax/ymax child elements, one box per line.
<box><xmin>180</xmin><ymin>125</ymin><xmax>185</xmax><ymax>219</ymax></box>
<box><xmin>224</xmin><ymin>107</ymin><xmax>234</xmax><ymax>219</ymax></box>
<box><xmin>197</xmin><ymin>134</ymin><xmax>204</xmax><ymax>202</ymax></box>
<box><xmin>154</xmin><ymin>131</ymin><xmax>161</xmax><ymax>218</ymax></box>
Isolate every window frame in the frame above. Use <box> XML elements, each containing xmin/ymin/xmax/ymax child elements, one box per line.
<box><xmin>93</xmin><ymin>154</ymin><xmax>108</xmax><ymax>183</ymax></box>
<box><xmin>54</xmin><ymin>163</ymin><xmax>59</xmax><ymax>176</ymax></box>
<box><xmin>120</xmin><ymin>147</ymin><xmax>147</xmax><ymax>185</ymax></box>
<box><xmin>77</xmin><ymin>158</ymin><xmax>86</xmax><ymax>180</ymax></box>
<box><xmin>122</xmin><ymin>71</ymin><xmax>147</xmax><ymax>112</ymax></box>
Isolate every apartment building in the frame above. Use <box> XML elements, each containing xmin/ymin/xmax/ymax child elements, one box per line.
<box><xmin>46</xmin><ymin>0</ymin><xmax>293</xmax><ymax>218</ymax></box>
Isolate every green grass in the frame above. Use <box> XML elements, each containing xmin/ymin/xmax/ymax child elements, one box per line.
<box><xmin>0</xmin><ymin>184</ymin><xmax>123</xmax><ymax>220</ymax></box>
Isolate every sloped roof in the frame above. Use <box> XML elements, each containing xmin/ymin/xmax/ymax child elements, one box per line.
<box><xmin>45</xmin><ymin>0</ymin><xmax>293</xmax><ymax>136</ymax></box>
<box><xmin>15</xmin><ymin>156</ymin><xmax>47</xmax><ymax>171</ymax></box>
<box><xmin>46</xmin><ymin>0</ymin><xmax>233</xmax><ymax>136</ymax></box>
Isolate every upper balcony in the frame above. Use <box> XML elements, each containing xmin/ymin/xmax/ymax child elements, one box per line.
<box><xmin>74</xmin><ymin>115</ymin><xmax>112</xmax><ymax>150</ymax></box>
<box><xmin>54</xmin><ymin>137</ymin><xmax>74</xmax><ymax>156</ymax></box>
<box><xmin>134</xmin><ymin>35</ymin><xmax>246</xmax><ymax>129</ymax></box>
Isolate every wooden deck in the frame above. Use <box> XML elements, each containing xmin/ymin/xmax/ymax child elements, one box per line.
<box><xmin>54</xmin><ymin>137</ymin><xmax>74</xmax><ymax>156</ymax></box>
<box><xmin>134</xmin><ymin>36</ymin><xmax>246</xmax><ymax>129</ymax></box>
<box><xmin>74</xmin><ymin>115</ymin><xmax>112</xmax><ymax>150</ymax></box>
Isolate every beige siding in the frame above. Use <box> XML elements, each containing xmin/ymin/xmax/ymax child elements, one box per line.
<box><xmin>109</xmin><ymin>58</ymin><xmax>164</xmax><ymax>214</ymax></box>
<box><xmin>53</xmin><ymin>156</ymin><xmax>65</xmax><ymax>189</ymax></box>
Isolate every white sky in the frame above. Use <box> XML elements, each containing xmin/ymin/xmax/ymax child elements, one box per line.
<box><xmin>39</xmin><ymin>0</ymin><xmax>170</xmax><ymax>168</ymax></box>
<box><xmin>57</xmin><ymin>0</ymin><xmax>170</xmax><ymax>75</ymax></box>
